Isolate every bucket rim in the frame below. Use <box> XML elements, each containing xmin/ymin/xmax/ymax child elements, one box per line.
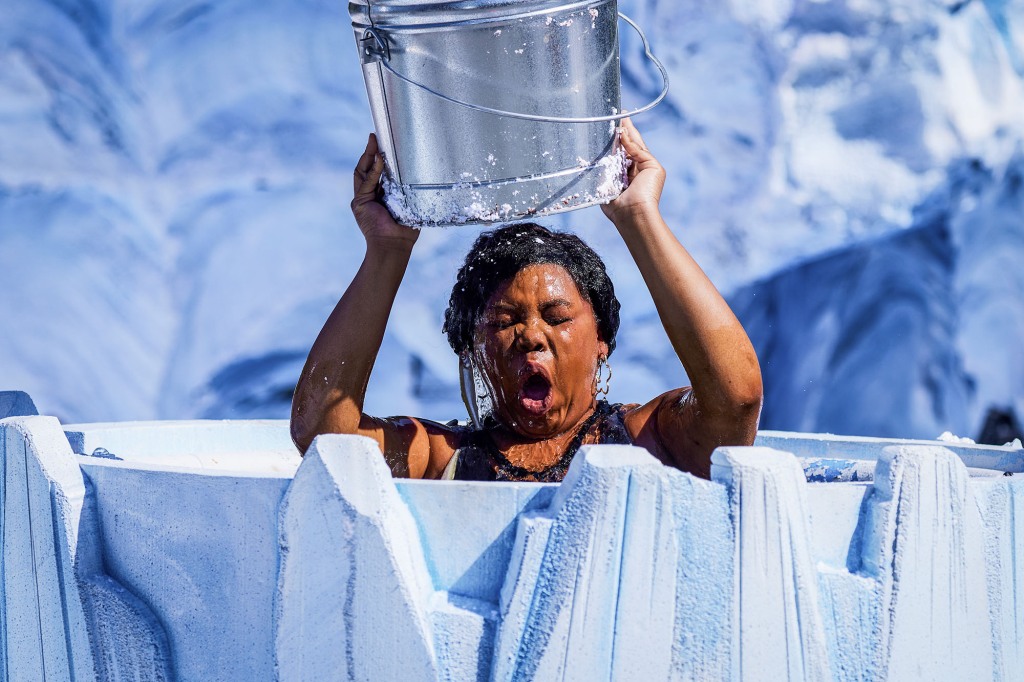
<box><xmin>349</xmin><ymin>0</ymin><xmax>615</xmax><ymax>30</ymax></box>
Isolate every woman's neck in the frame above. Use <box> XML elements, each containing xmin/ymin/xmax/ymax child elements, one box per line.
<box><xmin>489</xmin><ymin>402</ymin><xmax>599</xmax><ymax>472</ymax></box>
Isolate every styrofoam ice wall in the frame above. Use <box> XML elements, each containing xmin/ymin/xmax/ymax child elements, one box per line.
<box><xmin>0</xmin><ymin>416</ymin><xmax>172</xmax><ymax>681</ymax></box>
<box><xmin>2</xmin><ymin>414</ymin><xmax>1024</xmax><ymax>680</ymax></box>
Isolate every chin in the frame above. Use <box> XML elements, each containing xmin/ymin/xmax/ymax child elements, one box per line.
<box><xmin>507</xmin><ymin>401</ymin><xmax>578</xmax><ymax>439</ymax></box>
<box><xmin>517</xmin><ymin>415</ymin><xmax>558</xmax><ymax>436</ymax></box>
<box><xmin>492</xmin><ymin>401</ymin><xmax>550</xmax><ymax>435</ymax></box>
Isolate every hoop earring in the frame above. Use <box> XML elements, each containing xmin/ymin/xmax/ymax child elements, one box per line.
<box><xmin>595</xmin><ymin>357</ymin><xmax>612</xmax><ymax>398</ymax></box>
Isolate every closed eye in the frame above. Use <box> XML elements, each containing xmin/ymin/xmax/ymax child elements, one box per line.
<box><xmin>489</xmin><ymin>314</ymin><xmax>516</xmax><ymax>329</ymax></box>
<box><xmin>542</xmin><ymin>301</ymin><xmax>573</xmax><ymax>327</ymax></box>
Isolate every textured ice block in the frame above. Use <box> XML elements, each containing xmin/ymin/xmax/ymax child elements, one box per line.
<box><xmin>3</xmin><ymin>410</ymin><xmax>1024</xmax><ymax>680</ymax></box>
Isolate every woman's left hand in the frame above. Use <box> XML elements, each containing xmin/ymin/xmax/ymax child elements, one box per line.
<box><xmin>601</xmin><ymin>118</ymin><xmax>666</xmax><ymax>225</ymax></box>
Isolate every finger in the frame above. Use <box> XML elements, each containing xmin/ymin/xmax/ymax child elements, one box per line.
<box><xmin>619</xmin><ymin>119</ymin><xmax>661</xmax><ymax>176</ymax></box>
<box><xmin>619</xmin><ymin>118</ymin><xmax>651</xmax><ymax>156</ymax></box>
<box><xmin>353</xmin><ymin>133</ymin><xmax>379</xmax><ymax>194</ymax></box>
<box><xmin>621</xmin><ymin>117</ymin><xmax>642</xmax><ymax>143</ymax></box>
<box><xmin>356</xmin><ymin>152</ymin><xmax>386</xmax><ymax>199</ymax></box>
<box><xmin>626</xmin><ymin>152</ymin><xmax>640</xmax><ymax>184</ymax></box>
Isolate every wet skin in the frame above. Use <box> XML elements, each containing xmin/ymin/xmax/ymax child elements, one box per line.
<box><xmin>475</xmin><ymin>263</ymin><xmax>609</xmax><ymax>444</ymax></box>
<box><xmin>290</xmin><ymin>123</ymin><xmax>763</xmax><ymax>480</ymax></box>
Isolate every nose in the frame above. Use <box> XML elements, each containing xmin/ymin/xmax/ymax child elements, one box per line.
<box><xmin>514</xmin><ymin>317</ymin><xmax>547</xmax><ymax>353</ymax></box>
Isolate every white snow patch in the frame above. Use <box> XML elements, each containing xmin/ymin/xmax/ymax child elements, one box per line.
<box><xmin>937</xmin><ymin>431</ymin><xmax>976</xmax><ymax>445</ymax></box>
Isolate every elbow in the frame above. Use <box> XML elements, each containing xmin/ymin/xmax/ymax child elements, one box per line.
<box><xmin>731</xmin><ymin>344</ymin><xmax>763</xmax><ymax>410</ymax></box>
<box><xmin>726</xmin><ymin>368</ymin><xmax>763</xmax><ymax>444</ymax></box>
<box><xmin>706</xmin><ymin>360</ymin><xmax>762</xmax><ymax>445</ymax></box>
<box><xmin>733</xmin><ymin>373</ymin><xmax>764</xmax><ymax>415</ymax></box>
<box><xmin>290</xmin><ymin>412</ymin><xmax>314</xmax><ymax>456</ymax></box>
<box><xmin>734</xmin><ymin>391</ymin><xmax>763</xmax><ymax>444</ymax></box>
<box><xmin>290</xmin><ymin>392</ymin><xmax>362</xmax><ymax>456</ymax></box>
<box><xmin>290</xmin><ymin>393</ymin><xmax>321</xmax><ymax>456</ymax></box>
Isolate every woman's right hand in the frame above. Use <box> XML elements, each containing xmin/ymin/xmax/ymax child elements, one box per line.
<box><xmin>351</xmin><ymin>133</ymin><xmax>419</xmax><ymax>249</ymax></box>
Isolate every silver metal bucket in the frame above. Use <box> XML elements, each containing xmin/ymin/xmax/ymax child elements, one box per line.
<box><xmin>349</xmin><ymin>0</ymin><xmax>668</xmax><ymax>227</ymax></box>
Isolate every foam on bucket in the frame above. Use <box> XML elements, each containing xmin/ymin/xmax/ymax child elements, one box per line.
<box><xmin>381</xmin><ymin>146</ymin><xmax>629</xmax><ymax>226</ymax></box>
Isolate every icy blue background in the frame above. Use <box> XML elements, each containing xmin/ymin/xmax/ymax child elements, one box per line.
<box><xmin>1</xmin><ymin>0</ymin><xmax>1022</xmax><ymax>439</ymax></box>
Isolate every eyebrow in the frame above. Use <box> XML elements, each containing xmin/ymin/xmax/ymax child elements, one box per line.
<box><xmin>540</xmin><ymin>299</ymin><xmax>572</xmax><ymax>310</ymax></box>
<box><xmin>489</xmin><ymin>298</ymin><xmax>572</xmax><ymax>312</ymax></box>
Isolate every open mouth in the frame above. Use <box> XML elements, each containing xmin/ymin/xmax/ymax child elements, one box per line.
<box><xmin>518</xmin><ymin>370</ymin><xmax>553</xmax><ymax>415</ymax></box>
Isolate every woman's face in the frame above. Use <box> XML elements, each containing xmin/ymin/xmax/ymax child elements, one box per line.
<box><xmin>474</xmin><ymin>263</ymin><xmax>608</xmax><ymax>439</ymax></box>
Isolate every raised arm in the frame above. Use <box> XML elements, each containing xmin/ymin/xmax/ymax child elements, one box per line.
<box><xmin>290</xmin><ymin>134</ymin><xmax>452</xmax><ymax>477</ymax></box>
<box><xmin>604</xmin><ymin>119</ymin><xmax>763</xmax><ymax>477</ymax></box>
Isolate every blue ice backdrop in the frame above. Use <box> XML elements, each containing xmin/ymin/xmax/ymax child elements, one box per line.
<box><xmin>1</xmin><ymin>0</ymin><xmax>1022</xmax><ymax>440</ymax></box>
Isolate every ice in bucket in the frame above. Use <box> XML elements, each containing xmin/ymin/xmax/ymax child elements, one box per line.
<box><xmin>349</xmin><ymin>0</ymin><xmax>667</xmax><ymax>227</ymax></box>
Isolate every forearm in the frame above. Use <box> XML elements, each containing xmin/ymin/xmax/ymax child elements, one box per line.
<box><xmin>613</xmin><ymin>207</ymin><xmax>762</xmax><ymax>422</ymax></box>
<box><xmin>290</xmin><ymin>241</ymin><xmax>413</xmax><ymax>452</ymax></box>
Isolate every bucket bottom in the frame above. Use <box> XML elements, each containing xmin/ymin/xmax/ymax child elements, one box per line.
<box><xmin>382</xmin><ymin>150</ymin><xmax>628</xmax><ymax>228</ymax></box>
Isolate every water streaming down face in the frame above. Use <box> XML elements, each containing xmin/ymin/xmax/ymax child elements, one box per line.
<box><xmin>460</xmin><ymin>347</ymin><xmax>499</xmax><ymax>429</ymax></box>
<box><xmin>446</xmin><ymin>223</ymin><xmax>621</xmax><ymax>434</ymax></box>
<box><xmin>470</xmin><ymin>263</ymin><xmax>609</xmax><ymax>438</ymax></box>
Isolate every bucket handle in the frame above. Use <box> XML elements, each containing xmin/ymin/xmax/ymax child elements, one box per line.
<box><xmin>360</xmin><ymin>12</ymin><xmax>669</xmax><ymax>124</ymax></box>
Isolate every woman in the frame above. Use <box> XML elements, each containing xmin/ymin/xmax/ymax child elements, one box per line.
<box><xmin>290</xmin><ymin>120</ymin><xmax>762</xmax><ymax>480</ymax></box>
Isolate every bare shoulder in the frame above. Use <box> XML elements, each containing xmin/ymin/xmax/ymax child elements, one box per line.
<box><xmin>622</xmin><ymin>388</ymin><xmax>690</xmax><ymax>469</ymax></box>
<box><xmin>357</xmin><ymin>414</ymin><xmax>463</xmax><ymax>479</ymax></box>
<box><xmin>623</xmin><ymin>387</ymin><xmax>752</xmax><ymax>479</ymax></box>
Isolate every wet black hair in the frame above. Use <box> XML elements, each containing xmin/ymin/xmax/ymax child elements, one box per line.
<box><xmin>443</xmin><ymin>222</ymin><xmax>621</xmax><ymax>356</ymax></box>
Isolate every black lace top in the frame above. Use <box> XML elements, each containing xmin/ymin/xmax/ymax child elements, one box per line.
<box><xmin>443</xmin><ymin>400</ymin><xmax>636</xmax><ymax>482</ymax></box>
